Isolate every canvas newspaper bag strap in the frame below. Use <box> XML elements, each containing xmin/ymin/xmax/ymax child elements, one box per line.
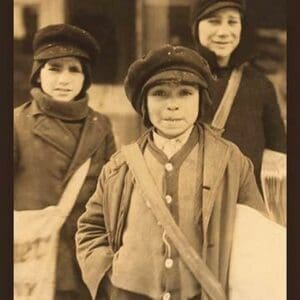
<box><xmin>122</xmin><ymin>143</ymin><xmax>226</xmax><ymax>300</ymax></box>
<box><xmin>14</xmin><ymin>158</ymin><xmax>91</xmax><ymax>300</ymax></box>
<box><xmin>211</xmin><ymin>64</ymin><xmax>244</xmax><ymax>130</ymax></box>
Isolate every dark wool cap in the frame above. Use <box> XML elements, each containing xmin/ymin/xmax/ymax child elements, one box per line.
<box><xmin>190</xmin><ymin>0</ymin><xmax>246</xmax><ymax>45</ymax></box>
<box><xmin>124</xmin><ymin>44</ymin><xmax>214</xmax><ymax>115</ymax></box>
<box><xmin>33</xmin><ymin>23</ymin><xmax>100</xmax><ymax>61</ymax></box>
<box><xmin>30</xmin><ymin>24</ymin><xmax>100</xmax><ymax>91</ymax></box>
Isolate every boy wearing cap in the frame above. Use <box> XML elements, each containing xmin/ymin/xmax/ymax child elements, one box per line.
<box><xmin>76</xmin><ymin>45</ymin><xmax>266</xmax><ymax>300</ymax></box>
<box><xmin>189</xmin><ymin>0</ymin><xmax>286</xmax><ymax>189</ymax></box>
<box><xmin>14</xmin><ymin>24</ymin><xmax>116</xmax><ymax>300</ymax></box>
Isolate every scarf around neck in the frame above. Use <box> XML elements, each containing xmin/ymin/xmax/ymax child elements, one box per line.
<box><xmin>31</xmin><ymin>87</ymin><xmax>90</xmax><ymax>121</ymax></box>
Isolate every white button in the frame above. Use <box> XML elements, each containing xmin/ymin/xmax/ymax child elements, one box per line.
<box><xmin>165</xmin><ymin>163</ymin><xmax>173</xmax><ymax>172</ymax></box>
<box><xmin>145</xmin><ymin>200</ymin><xmax>151</xmax><ymax>208</ymax></box>
<box><xmin>162</xmin><ymin>292</ymin><xmax>171</xmax><ymax>300</ymax></box>
<box><xmin>165</xmin><ymin>195</ymin><xmax>172</xmax><ymax>204</ymax></box>
<box><xmin>93</xmin><ymin>117</ymin><xmax>98</xmax><ymax>121</ymax></box>
<box><xmin>165</xmin><ymin>258</ymin><xmax>174</xmax><ymax>268</ymax></box>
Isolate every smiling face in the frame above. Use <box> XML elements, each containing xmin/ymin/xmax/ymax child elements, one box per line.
<box><xmin>147</xmin><ymin>82</ymin><xmax>199</xmax><ymax>138</ymax></box>
<box><xmin>198</xmin><ymin>8</ymin><xmax>242</xmax><ymax>67</ymax></box>
<box><xmin>39</xmin><ymin>56</ymin><xmax>85</xmax><ymax>101</ymax></box>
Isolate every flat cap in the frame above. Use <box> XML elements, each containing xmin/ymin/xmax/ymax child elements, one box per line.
<box><xmin>191</xmin><ymin>0</ymin><xmax>245</xmax><ymax>22</ymax></box>
<box><xmin>33</xmin><ymin>23</ymin><xmax>100</xmax><ymax>61</ymax></box>
<box><xmin>124</xmin><ymin>44</ymin><xmax>213</xmax><ymax>114</ymax></box>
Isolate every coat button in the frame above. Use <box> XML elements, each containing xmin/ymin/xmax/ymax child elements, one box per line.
<box><xmin>162</xmin><ymin>292</ymin><xmax>171</xmax><ymax>300</ymax></box>
<box><xmin>165</xmin><ymin>195</ymin><xmax>172</xmax><ymax>204</ymax></box>
<box><xmin>165</xmin><ymin>258</ymin><xmax>173</xmax><ymax>269</ymax></box>
<box><xmin>165</xmin><ymin>163</ymin><xmax>173</xmax><ymax>172</ymax></box>
<box><xmin>145</xmin><ymin>200</ymin><xmax>151</xmax><ymax>208</ymax></box>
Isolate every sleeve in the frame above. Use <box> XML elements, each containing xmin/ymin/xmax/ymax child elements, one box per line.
<box><xmin>262</xmin><ymin>79</ymin><xmax>286</xmax><ymax>153</ymax></box>
<box><xmin>75</xmin><ymin>167</ymin><xmax>114</xmax><ymax>300</ymax></box>
<box><xmin>237</xmin><ymin>154</ymin><xmax>268</xmax><ymax>216</ymax></box>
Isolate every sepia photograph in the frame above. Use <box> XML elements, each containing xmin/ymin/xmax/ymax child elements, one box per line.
<box><xmin>13</xmin><ymin>0</ymin><xmax>287</xmax><ymax>299</ymax></box>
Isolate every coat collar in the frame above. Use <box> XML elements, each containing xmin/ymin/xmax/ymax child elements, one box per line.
<box><xmin>31</xmin><ymin>101</ymin><xmax>110</xmax><ymax>182</ymax></box>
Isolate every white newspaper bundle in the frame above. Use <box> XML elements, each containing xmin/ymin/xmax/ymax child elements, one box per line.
<box><xmin>261</xmin><ymin>149</ymin><xmax>287</xmax><ymax>226</ymax></box>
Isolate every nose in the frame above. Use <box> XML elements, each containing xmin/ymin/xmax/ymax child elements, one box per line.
<box><xmin>216</xmin><ymin>23</ymin><xmax>230</xmax><ymax>37</ymax></box>
<box><xmin>58</xmin><ymin>71</ymin><xmax>71</xmax><ymax>85</ymax></box>
<box><xmin>166</xmin><ymin>98</ymin><xmax>179</xmax><ymax>111</ymax></box>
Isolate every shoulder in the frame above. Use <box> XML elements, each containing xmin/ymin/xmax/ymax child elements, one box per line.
<box><xmin>242</xmin><ymin>64</ymin><xmax>274</xmax><ymax>88</ymax></box>
<box><xmin>100</xmin><ymin>149</ymin><xmax>127</xmax><ymax>179</ymax></box>
<box><xmin>202</xmin><ymin>123</ymin><xmax>245</xmax><ymax>157</ymax></box>
<box><xmin>14</xmin><ymin>101</ymin><xmax>32</xmax><ymax>118</ymax></box>
<box><xmin>88</xmin><ymin>109</ymin><xmax>112</xmax><ymax>126</ymax></box>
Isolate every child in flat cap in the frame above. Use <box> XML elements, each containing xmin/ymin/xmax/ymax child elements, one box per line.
<box><xmin>14</xmin><ymin>24</ymin><xmax>116</xmax><ymax>300</ymax></box>
<box><xmin>190</xmin><ymin>0</ymin><xmax>286</xmax><ymax>189</ymax></box>
<box><xmin>76</xmin><ymin>45</ymin><xmax>267</xmax><ymax>300</ymax></box>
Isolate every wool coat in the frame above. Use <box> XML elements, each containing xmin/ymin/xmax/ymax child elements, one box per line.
<box><xmin>203</xmin><ymin>64</ymin><xmax>286</xmax><ymax>187</ymax></box>
<box><xmin>193</xmin><ymin>18</ymin><xmax>286</xmax><ymax>187</ymax></box>
<box><xmin>76</xmin><ymin>123</ymin><xmax>266</xmax><ymax>300</ymax></box>
<box><xmin>14</xmin><ymin>99</ymin><xmax>116</xmax><ymax>296</ymax></box>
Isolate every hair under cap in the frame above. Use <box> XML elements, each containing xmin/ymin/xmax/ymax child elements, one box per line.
<box><xmin>124</xmin><ymin>44</ymin><xmax>214</xmax><ymax>115</ymax></box>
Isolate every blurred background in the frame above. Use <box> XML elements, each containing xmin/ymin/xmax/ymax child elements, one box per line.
<box><xmin>14</xmin><ymin>0</ymin><xmax>286</xmax><ymax>148</ymax></box>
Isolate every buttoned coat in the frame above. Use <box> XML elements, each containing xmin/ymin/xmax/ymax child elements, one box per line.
<box><xmin>14</xmin><ymin>100</ymin><xmax>116</xmax><ymax>295</ymax></box>
<box><xmin>76</xmin><ymin>123</ymin><xmax>266</xmax><ymax>300</ymax></box>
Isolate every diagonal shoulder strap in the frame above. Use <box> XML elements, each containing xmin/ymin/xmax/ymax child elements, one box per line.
<box><xmin>57</xmin><ymin>158</ymin><xmax>91</xmax><ymax>218</ymax></box>
<box><xmin>211</xmin><ymin>64</ymin><xmax>245</xmax><ymax>131</ymax></box>
<box><xmin>122</xmin><ymin>143</ymin><xmax>226</xmax><ymax>300</ymax></box>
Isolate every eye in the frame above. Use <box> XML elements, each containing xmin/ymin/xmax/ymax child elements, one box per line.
<box><xmin>69</xmin><ymin>66</ymin><xmax>83</xmax><ymax>73</ymax></box>
<box><xmin>48</xmin><ymin>66</ymin><xmax>60</xmax><ymax>72</ymax></box>
<box><xmin>207</xmin><ymin>18</ymin><xmax>221</xmax><ymax>25</ymax></box>
<box><xmin>228</xmin><ymin>19</ymin><xmax>240</xmax><ymax>25</ymax></box>
<box><xmin>150</xmin><ymin>89</ymin><xmax>168</xmax><ymax>97</ymax></box>
<box><xmin>178</xmin><ymin>87</ymin><xmax>196</xmax><ymax>97</ymax></box>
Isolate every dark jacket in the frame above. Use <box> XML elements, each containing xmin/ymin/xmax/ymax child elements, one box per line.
<box><xmin>76</xmin><ymin>124</ymin><xmax>266</xmax><ymax>300</ymax></box>
<box><xmin>14</xmin><ymin>99</ymin><xmax>116</xmax><ymax>296</ymax></box>
<box><xmin>203</xmin><ymin>64</ymin><xmax>286</xmax><ymax>186</ymax></box>
<box><xmin>193</xmin><ymin>15</ymin><xmax>286</xmax><ymax>187</ymax></box>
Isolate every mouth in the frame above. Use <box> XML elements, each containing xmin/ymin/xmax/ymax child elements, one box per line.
<box><xmin>162</xmin><ymin>118</ymin><xmax>184</xmax><ymax>126</ymax></box>
<box><xmin>213</xmin><ymin>41</ymin><xmax>232</xmax><ymax>48</ymax></box>
<box><xmin>164</xmin><ymin>118</ymin><xmax>182</xmax><ymax>122</ymax></box>
<box><xmin>54</xmin><ymin>88</ymin><xmax>72</xmax><ymax>92</ymax></box>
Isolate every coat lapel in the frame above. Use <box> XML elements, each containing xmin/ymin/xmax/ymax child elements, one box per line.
<box><xmin>32</xmin><ymin>116</ymin><xmax>77</xmax><ymax>158</ymax></box>
<box><xmin>201</xmin><ymin>125</ymin><xmax>230</xmax><ymax>236</ymax></box>
<box><xmin>63</xmin><ymin>111</ymin><xmax>109</xmax><ymax>182</ymax></box>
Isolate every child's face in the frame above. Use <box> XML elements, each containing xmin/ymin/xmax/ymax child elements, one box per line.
<box><xmin>39</xmin><ymin>57</ymin><xmax>85</xmax><ymax>101</ymax></box>
<box><xmin>197</xmin><ymin>8</ymin><xmax>241</xmax><ymax>66</ymax></box>
<box><xmin>147</xmin><ymin>83</ymin><xmax>199</xmax><ymax>138</ymax></box>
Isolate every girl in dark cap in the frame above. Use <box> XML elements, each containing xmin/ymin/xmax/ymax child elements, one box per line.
<box><xmin>190</xmin><ymin>0</ymin><xmax>286</xmax><ymax>188</ymax></box>
<box><xmin>76</xmin><ymin>45</ymin><xmax>267</xmax><ymax>300</ymax></box>
<box><xmin>14</xmin><ymin>24</ymin><xmax>116</xmax><ymax>300</ymax></box>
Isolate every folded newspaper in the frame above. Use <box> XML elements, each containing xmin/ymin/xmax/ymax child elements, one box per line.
<box><xmin>261</xmin><ymin>149</ymin><xmax>286</xmax><ymax>226</ymax></box>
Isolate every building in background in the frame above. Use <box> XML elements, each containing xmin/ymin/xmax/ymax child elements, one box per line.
<box><xmin>14</xmin><ymin>0</ymin><xmax>287</xmax><ymax>147</ymax></box>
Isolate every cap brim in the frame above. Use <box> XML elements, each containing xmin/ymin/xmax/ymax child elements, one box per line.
<box><xmin>34</xmin><ymin>44</ymin><xmax>90</xmax><ymax>60</ymax></box>
<box><xmin>143</xmin><ymin>69</ymin><xmax>208</xmax><ymax>90</ymax></box>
